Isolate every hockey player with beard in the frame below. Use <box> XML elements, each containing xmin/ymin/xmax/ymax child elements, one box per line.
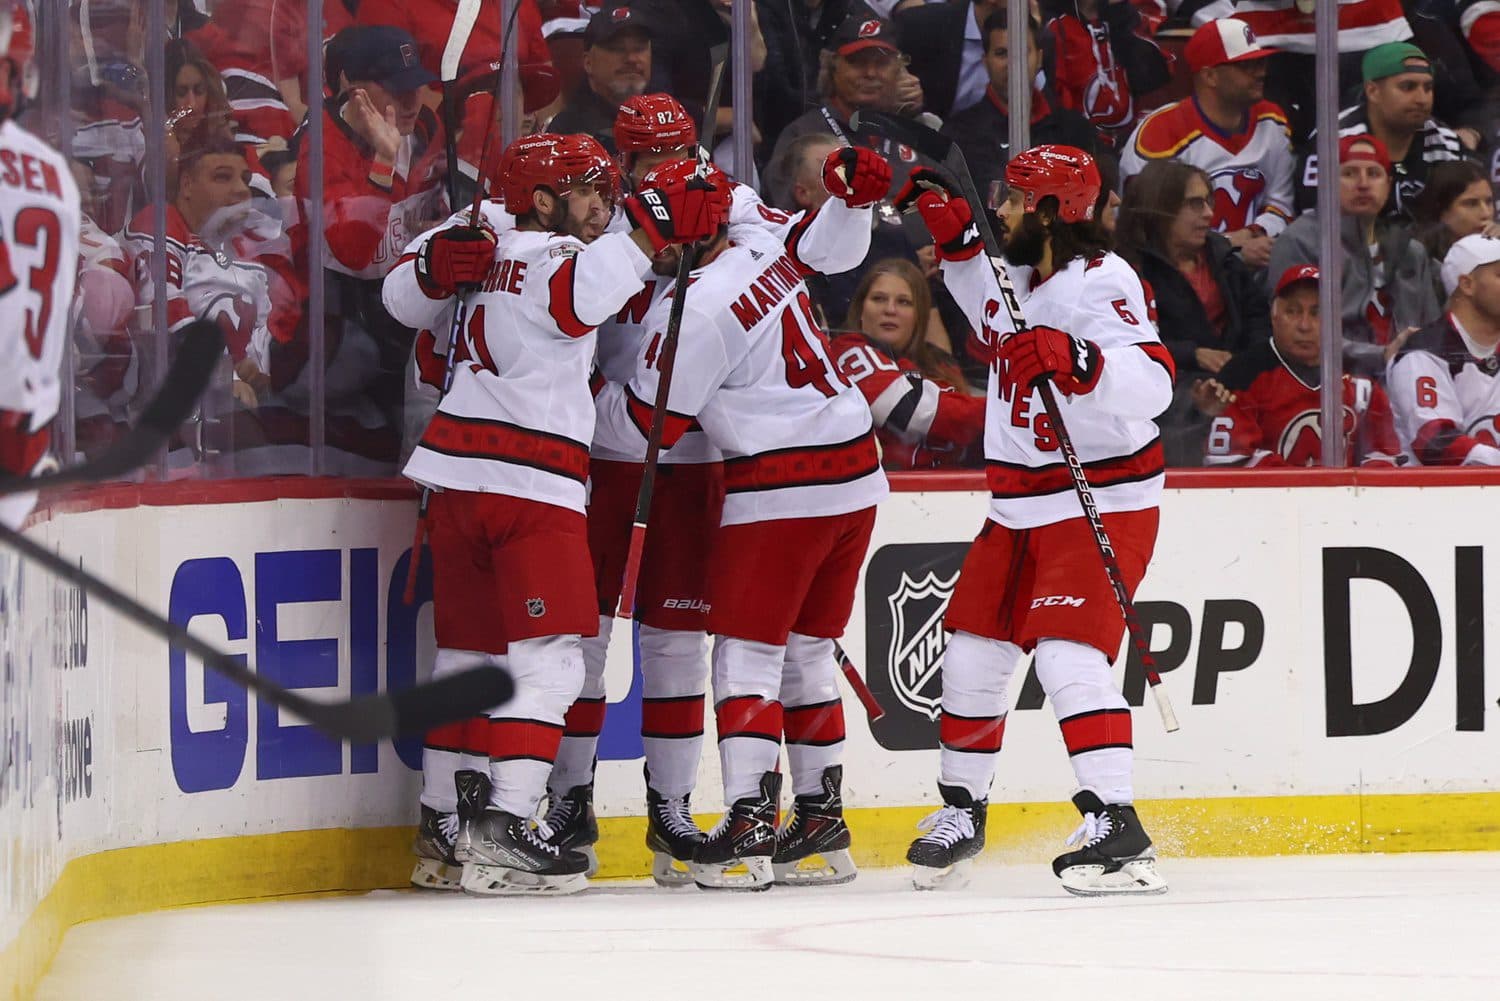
<box><xmin>0</xmin><ymin>0</ymin><xmax>81</xmax><ymax>531</ymax></box>
<box><xmin>384</xmin><ymin>132</ymin><xmax>730</xmax><ymax>896</ymax></box>
<box><xmin>535</xmin><ymin>93</ymin><xmax>891</xmax><ymax>886</ymax></box>
<box><xmin>594</xmin><ymin>157</ymin><xmax>889</xmax><ymax>891</ymax></box>
<box><xmin>900</xmin><ymin>146</ymin><xmax>1175</xmax><ymax>895</ymax></box>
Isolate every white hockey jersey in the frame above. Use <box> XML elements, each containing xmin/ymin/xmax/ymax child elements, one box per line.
<box><xmin>594</xmin><ymin>224</ymin><xmax>888</xmax><ymax>525</ymax></box>
<box><xmin>0</xmin><ymin>119</ymin><xmax>82</xmax><ymax>429</ymax></box>
<box><xmin>938</xmin><ymin>250</ymin><xmax>1175</xmax><ymax>529</ymax></box>
<box><xmin>398</xmin><ymin>224</ymin><xmax>653</xmax><ymax>510</ymax></box>
<box><xmin>1387</xmin><ymin>313</ymin><xmax>1500</xmax><ymax>466</ymax></box>
<box><xmin>1119</xmin><ymin>97</ymin><xmax>1295</xmax><ymax>237</ymax></box>
<box><xmin>591</xmin><ymin>186</ymin><xmax>874</xmax><ymax>465</ymax></box>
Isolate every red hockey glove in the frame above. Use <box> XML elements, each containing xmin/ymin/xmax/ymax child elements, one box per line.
<box><xmin>894</xmin><ymin>168</ymin><xmax>980</xmax><ymax>261</ymax></box>
<box><xmin>998</xmin><ymin>326</ymin><xmax>1104</xmax><ymax>397</ymax></box>
<box><xmin>822</xmin><ymin>146</ymin><xmax>892</xmax><ymax>208</ymax></box>
<box><xmin>624</xmin><ymin>174</ymin><xmax>731</xmax><ymax>253</ymax></box>
<box><xmin>418</xmin><ymin>224</ymin><xmax>497</xmax><ymax>295</ymax></box>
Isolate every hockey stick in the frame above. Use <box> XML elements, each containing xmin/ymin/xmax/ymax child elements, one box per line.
<box><xmin>0</xmin><ymin>521</ymin><xmax>513</xmax><ymax>742</ymax></box>
<box><xmin>439</xmin><ymin>0</ymin><xmax>483</xmax><ymax>211</ymax></box>
<box><xmin>835</xmin><ymin>642</ymin><xmax>884</xmax><ymax>721</ymax></box>
<box><xmin>0</xmin><ymin>319</ymin><xmax>223</xmax><ymax>498</ymax></box>
<box><xmin>849</xmin><ymin>111</ymin><xmax>1180</xmax><ymax>733</ymax></box>
<box><xmin>616</xmin><ymin>42</ymin><xmax>731</xmax><ymax>617</ymax></box>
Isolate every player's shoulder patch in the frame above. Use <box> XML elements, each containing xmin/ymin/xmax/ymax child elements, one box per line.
<box><xmin>1133</xmin><ymin>100</ymin><xmax>1200</xmax><ymax>159</ymax></box>
<box><xmin>549</xmin><ymin>241</ymin><xmax>581</xmax><ymax>259</ymax></box>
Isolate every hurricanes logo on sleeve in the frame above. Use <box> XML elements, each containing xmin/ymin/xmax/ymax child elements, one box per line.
<box><xmin>886</xmin><ymin>569</ymin><xmax>960</xmax><ymax>721</ymax></box>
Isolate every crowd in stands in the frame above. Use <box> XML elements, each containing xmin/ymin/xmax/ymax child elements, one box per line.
<box><xmin>43</xmin><ymin>0</ymin><xmax>1500</xmax><ymax>475</ymax></box>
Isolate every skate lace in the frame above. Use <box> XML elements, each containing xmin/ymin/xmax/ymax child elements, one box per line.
<box><xmin>656</xmin><ymin>796</ymin><xmax>700</xmax><ymax>838</ymax></box>
<box><xmin>438</xmin><ymin>813</ymin><xmax>460</xmax><ymax>841</ymax></box>
<box><xmin>525</xmin><ymin>818</ymin><xmax>563</xmax><ymax>856</ymax></box>
<box><xmin>916</xmin><ymin>805</ymin><xmax>975</xmax><ymax>847</ymax></box>
<box><xmin>541</xmin><ymin>793</ymin><xmax>578</xmax><ymax>832</ymax></box>
<box><xmin>1065</xmin><ymin>812</ymin><xmax>1112</xmax><ymax>849</ymax></box>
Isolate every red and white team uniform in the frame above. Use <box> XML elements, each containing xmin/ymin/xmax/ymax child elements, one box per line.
<box><xmin>0</xmin><ymin>116</ymin><xmax>82</xmax><ymax>529</ymax></box>
<box><xmin>1205</xmin><ymin>341</ymin><xmax>1402</xmax><ymax>466</ymax></box>
<box><xmin>1119</xmin><ymin>98</ymin><xmax>1295</xmax><ymax>236</ymax></box>
<box><xmin>123</xmin><ymin>204</ymin><xmax>275</xmax><ymax>388</ymax></box>
<box><xmin>595</xmin><ymin>216</ymin><xmax>888</xmax><ymax>887</ymax></box>
<box><xmin>73</xmin><ymin>216</ymin><xmax>139</xmax><ymax>452</ymax></box>
<box><xmin>1388</xmin><ymin>314</ymin><xmax>1500</xmax><ymax>466</ymax></box>
<box><xmin>829</xmin><ymin>332</ymin><xmax>986</xmax><ymax>469</ymax></box>
<box><xmin>1220</xmin><ymin>0</ymin><xmax>1411</xmax><ymax>53</ymax></box>
<box><xmin>901</xmin><ymin>148</ymin><xmax>1172</xmax><ymax>895</ymax></box>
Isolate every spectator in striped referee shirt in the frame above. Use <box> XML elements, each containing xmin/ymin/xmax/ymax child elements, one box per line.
<box><xmin>1295</xmin><ymin>41</ymin><xmax>1469</xmax><ymax>221</ymax></box>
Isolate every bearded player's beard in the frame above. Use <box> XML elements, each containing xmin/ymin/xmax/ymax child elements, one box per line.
<box><xmin>1004</xmin><ymin>212</ymin><xmax>1050</xmax><ymax>269</ymax></box>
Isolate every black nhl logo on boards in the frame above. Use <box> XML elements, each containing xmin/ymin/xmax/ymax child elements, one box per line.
<box><xmin>863</xmin><ymin>542</ymin><xmax>969</xmax><ymax>750</ymax></box>
<box><xmin>526</xmin><ymin>597</ymin><xmax>546</xmax><ymax>618</ymax></box>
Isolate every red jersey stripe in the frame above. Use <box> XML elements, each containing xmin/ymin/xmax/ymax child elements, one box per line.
<box><xmin>724</xmin><ymin>432</ymin><xmax>881</xmax><ymax>493</ymax></box>
<box><xmin>419</xmin><ymin>411</ymin><xmax>590</xmax><ymax>483</ymax></box>
<box><xmin>547</xmin><ymin>256</ymin><xmax>594</xmax><ymax>338</ymax></box>
<box><xmin>987</xmin><ymin>439</ymin><xmax>1164</xmax><ymax>499</ymax></box>
<box><xmin>1058</xmin><ymin>708</ymin><xmax>1133</xmax><ymax>756</ymax></box>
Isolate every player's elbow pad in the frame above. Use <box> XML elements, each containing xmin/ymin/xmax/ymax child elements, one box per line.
<box><xmin>872</xmin><ymin>373</ymin><xmax>939</xmax><ymax>443</ymax></box>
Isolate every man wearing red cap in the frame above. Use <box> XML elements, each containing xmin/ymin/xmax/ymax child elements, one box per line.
<box><xmin>1119</xmin><ymin>17</ymin><xmax>1293</xmax><ymax>270</ymax></box>
<box><xmin>1269</xmin><ymin>133</ymin><xmax>1440</xmax><ymax>375</ymax></box>
<box><xmin>1203</xmin><ymin>264</ymin><xmax>1402</xmax><ymax>467</ymax></box>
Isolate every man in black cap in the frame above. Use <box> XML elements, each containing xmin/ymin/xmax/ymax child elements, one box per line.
<box><xmin>548</xmin><ymin>6</ymin><xmax>654</xmax><ymax>153</ymax></box>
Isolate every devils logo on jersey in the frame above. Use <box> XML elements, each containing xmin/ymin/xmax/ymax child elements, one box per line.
<box><xmin>1467</xmin><ymin>414</ymin><xmax>1500</xmax><ymax>448</ymax></box>
<box><xmin>1276</xmin><ymin>405</ymin><xmax>1356</xmax><ymax>466</ymax></box>
<box><xmin>1209</xmin><ymin>167</ymin><xmax>1266</xmax><ymax>233</ymax></box>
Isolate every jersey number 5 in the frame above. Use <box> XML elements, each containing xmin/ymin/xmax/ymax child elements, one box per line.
<box><xmin>12</xmin><ymin>207</ymin><xmax>62</xmax><ymax>360</ymax></box>
<box><xmin>780</xmin><ymin>291</ymin><xmax>845</xmax><ymax>398</ymax></box>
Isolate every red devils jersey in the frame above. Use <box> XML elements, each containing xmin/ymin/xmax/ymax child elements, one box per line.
<box><xmin>938</xmin><ymin>250</ymin><xmax>1176</xmax><ymax>529</ymax></box>
<box><xmin>1225</xmin><ymin>0</ymin><xmax>1411</xmax><ymax>53</ymax></box>
<box><xmin>829</xmin><ymin>332</ymin><xmax>985</xmax><ymax>470</ymax></box>
<box><xmin>1044</xmin><ymin>13</ymin><xmax>1141</xmax><ymax>132</ymax></box>
<box><xmin>1206</xmin><ymin>341</ymin><xmax>1401</xmax><ymax>467</ymax></box>
<box><xmin>1120</xmin><ymin>98</ymin><xmax>1295</xmax><ymax>236</ymax></box>
<box><xmin>1388</xmin><ymin>314</ymin><xmax>1500</xmax><ymax>467</ymax></box>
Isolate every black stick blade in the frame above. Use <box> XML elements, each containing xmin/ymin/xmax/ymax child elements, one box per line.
<box><xmin>389</xmin><ymin>665</ymin><xmax>514</xmax><ymax>737</ymax></box>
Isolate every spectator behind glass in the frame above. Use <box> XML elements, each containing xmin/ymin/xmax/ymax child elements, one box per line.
<box><xmin>1037</xmin><ymin>0</ymin><xmax>1171</xmax><ymax>140</ymax></box>
<box><xmin>1295</xmin><ymin>41</ymin><xmax>1465</xmax><ymax>220</ymax></box>
<box><xmin>763</xmin><ymin>11</ymin><xmax>922</xmax><ymax>210</ymax></box>
<box><xmin>1387</xmin><ymin>235</ymin><xmax>1500</xmax><ymax>468</ymax></box>
<box><xmin>893</xmin><ymin>0</ymin><xmax>998</xmax><ymax>120</ymax></box>
<box><xmin>1204</xmin><ymin>264</ymin><xmax>1403</xmax><ymax>468</ymax></box>
<box><xmin>163</xmin><ymin>39</ymin><xmax>276</xmax><ymax>202</ymax></box>
<box><xmin>623</xmin><ymin>0</ymin><xmax>767</xmax><ymax>141</ymax></box>
<box><xmin>1119</xmin><ymin>18</ymin><xmax>1292</xmax><ymax>271</ymax></box>
<box><xmin>288</xmin><ymin>25</ymin><xmax>449</xmax><ymax>474</ymax></box>
<box><xmin>1271</xmin><ymin>134</ymin><xmax>1441</xmax><ymax>378</ymax></box>
<box><xmin>1115</xmin><ymin>159</ymin><xmax>1271</xmax><ymax>466</ymax></box>
<box><xmin>1411</xmin><ymin>159</ymin><xmax>1500</xmax><ymax>269</ymax></box>
<box><xmin>70</xmin><ymin>158</ymin><xmax>138</xmax><ymax>460</ymax></box>
<box><xmin>753</xmin><ymin>0</ymin><xmax>854</xmax><ymax>145</ymax></box>
<box><xmin>829</xmin><ymin>259</ymin><xmax>985</xmax><ymax>470</ymax></box>
<box><xmin>547</xmin><ymin>6</ymin><xmax>653</xmax><ymax>154</ymax></box>
<box><xmin>68</xmin><ymin>0</ymin><xmax>147</xmax><ymax>234</ymax></box>
<box><xmin>942</xmin><ymin>9</ymin><xmax>1097</xmax><ymax>207</ymax></box>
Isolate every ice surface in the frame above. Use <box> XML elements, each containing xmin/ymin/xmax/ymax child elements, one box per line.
<box><xmin>37</xmin><ymin>853</ymin><xmax>1500</xmax><ymax>1001</ymax></box>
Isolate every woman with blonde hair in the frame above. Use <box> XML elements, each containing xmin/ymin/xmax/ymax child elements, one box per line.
<box><xmin>829</xmin><ymin>259</ymin><xmax>984</xmax><ymax>470</ymax></box>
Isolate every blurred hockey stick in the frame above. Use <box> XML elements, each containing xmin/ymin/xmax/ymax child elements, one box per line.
<box><xmin>0</xmin><ymin>319</ymin><xmax>223</xmax><ymax>498</ymax></box>
<box><xmin>616</xmin><ymin>42</ymin><xmax>730</xmax><ymax>617</ymax></box>
<box><xmin>0</xmin><ymin>521</ymin><xmax>513</xmax><ymax>742</ymax></box>
<box><xmin>835</xmin><ymin>642</ymin><xmax>884</xmax><ymax>721</ymax></box>
<box><xmin>849</xmin><ymin>110</ymin><xmax>1179</xmax><ymax>733</ymax></box>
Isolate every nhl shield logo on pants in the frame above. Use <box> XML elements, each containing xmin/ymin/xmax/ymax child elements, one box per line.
<box><xmin>885</xmin><ymin>568</ymin><xmax>959</xmax><ymax>721</ymax></box>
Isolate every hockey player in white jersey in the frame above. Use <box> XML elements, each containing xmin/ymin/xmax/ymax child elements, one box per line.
<box><xmin>1388</xmin><ymin>234</ymin><xmax>1500</xmax><ymax>466</ymax></box>
<box><xmin>0</xmin><ymin>0</ymin><xmax>80</xmax><ymax>530</ymax></box>
<box><xmin>540</xmin><ymin>93</ymin><xmax>891</xmax><ymax>885</ymax></box>
<box><xmin>900</xmin><ymin>147</ymin><xmax>1175</xmax><ymax>895</ymax></box>
<box><xmin>595</xmin><ymin>157</ymin><xmax>889</xmax><ymax>890</ymax></box>
<box><xmin>384</xmin><ymin>132</ymin><xmax>730</xmax><ymax>895</ymax></box>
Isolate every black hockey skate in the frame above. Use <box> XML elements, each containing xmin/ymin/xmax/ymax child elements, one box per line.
<box><xmin>453</xmin><ymin>769</ymin><xmax>491</xmax><ymax>864</ymax></box>
<box><xmin>690</xmin><ymin>771</ymin><xmax>780</xmax><ymax>891</ymax></box>
<box><xmin>411</xmin><ymin>805</ymin><xmax>462</xmax><ymax>890</ymax></box>
<box><xmin>772</xmin><ymin>765</ymin><xmax>857</xmax><ymax>886</ymax></box>
<box><xmin>460</xmin><ymin>809</ymin><xmax>591</xmax><ymax>896</ymax></box>
<box><xmin>646</xmin><ymin>784</ymin><xmax>706</xmax><ymax>888</ymax></box>
<box><xmin>1051</xmin><ymin>790</ymin><xmax>1167</xmax><ymax>896</ymax></box>
<box><xmin>540</xmin><ymin>783</ymin><xmax>600</xmax><ymax>877</ymax></box>
<box><xmin>907</xmin><ymin>783</ymin><xmax>987</xmax><ymax>890</ymax></box>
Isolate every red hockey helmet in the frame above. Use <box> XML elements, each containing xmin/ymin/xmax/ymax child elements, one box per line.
<box><xmin>498</xmin><ymin>132</ymin><xmax>616</xmax><ymax>214</ymax></box>
<box><xmin>1004</xmin><ymin>145</ymin><xmax>1102</xmax><ymax>223</ymax></box>
<box><xmin>614</xmin><ymin>93</ymin><xmax>699</xmax><ymax>156</ymax></box>
<box><xmin>0</xmin><ymin>0</ymin><xmax>36</xmax><ymax>120</ymax></box>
